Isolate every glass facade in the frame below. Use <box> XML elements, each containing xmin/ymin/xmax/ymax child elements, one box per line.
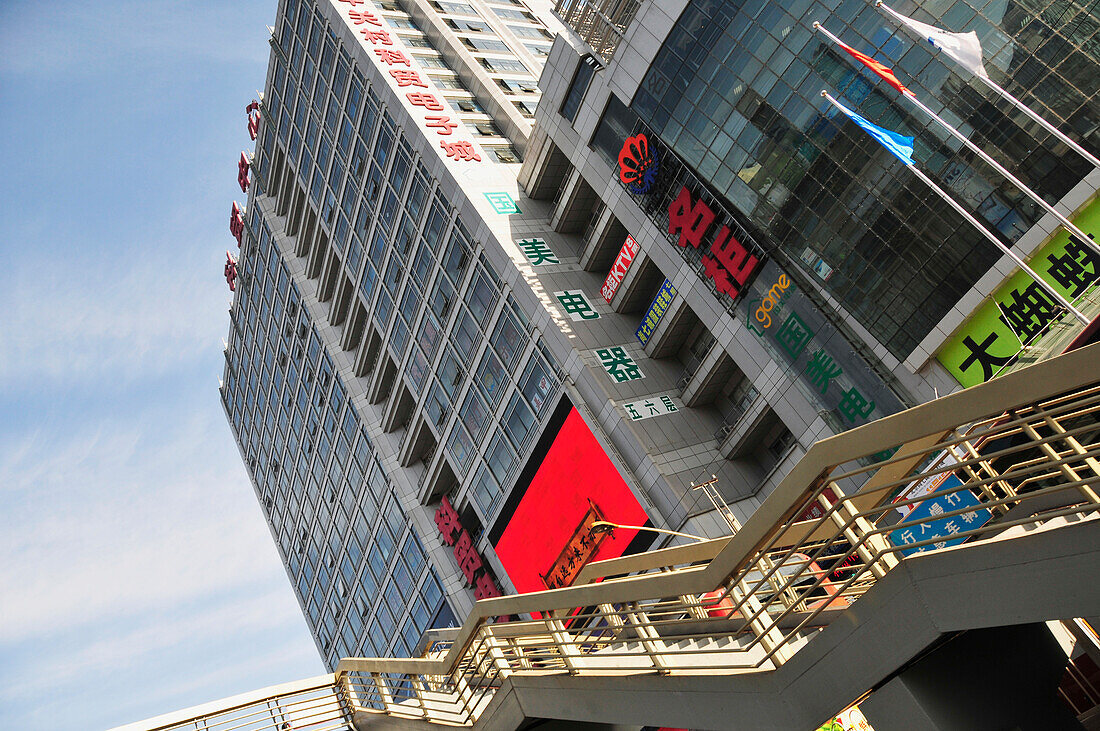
<box><xmin>223</xmin><ymin>0</ymin><xmax>563</xmax><ymax>669</ymax></box>
<box><xmin>631</xmin><ymin>0</ymin><xmax>1099</xmax><ymax>358</ymax></box>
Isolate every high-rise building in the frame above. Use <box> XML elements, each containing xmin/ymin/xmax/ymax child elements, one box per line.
<box><xmin>220</xmin><ymin>0</ymin><xmax>1099</xmax><ymax>710</ymax></box>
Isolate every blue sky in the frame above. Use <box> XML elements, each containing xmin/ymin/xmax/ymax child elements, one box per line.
<box><xmin>0</xmin><ymin>2</ymin><xmax>324</xmax><ymax>729</ymax></box>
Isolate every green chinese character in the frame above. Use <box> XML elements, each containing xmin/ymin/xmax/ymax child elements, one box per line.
<box><xmin>775</xmin><ymin>312</ymin><xmax>814</xmax><ymax>359</ymax></box>
<box><xmin>518</xmin><ymin>238</ymin><xmax>559</xmax><ymax>265</ymax></box>
<box><xmin>554</xmin><ymin>290</ymin><xmax>599</xmax><ymax>320</ymax></box>
<box><xmin>805</xmin><ymin>349</ymin><xmax>842</xmax><ymax>396</ymax></box>
<box><xmin>597</xmin><ymin>347</ymin><xmax>644</xmax><ymax>383</ymax></box>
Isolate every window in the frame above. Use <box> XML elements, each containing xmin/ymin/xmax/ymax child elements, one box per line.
<box><xmin>416</xmin><ymin>54</ymin><xmax>454</xmax><ymax>70</ymax></box>
<box><xmin>479</xmin><ymin>57</ymin><xmax>529</xmax><ymax>74</ymax></box>
<box><xmin>512</xmin><ymin>99</ymin><xmax>537</xmax><ymax>117</ymax></box>
<box><xmin>508</xmin><ymin>24</ymin><xmax>552</xmax><ymax>40</ymax></box>
<box><xmin>446</xmin><ymin>18</ymin><xmax>491</xmax><ymax>32</ymax></box>
<box><xmin>496</xmin><ymin>78</ymin><xmax>538</xmax><ymax>94</ymax></box>
<box><xmin>560</xmin><ymin>54</ymin><xmax>598</xmax><ymax>122</ymax></box>
<box><xmin>467</xmin><ymin>120</ymin><xmax>502</xmax><ymax>137</ymax></box>
<box><xmin>523</xmin><ymin>43</ymin><xmax>551</xmax><ymax>57</ymax></box>
<box><xmin>400</xmin><ymin>35</ymin><xmax>433</xmax><ymax>48</ymax></box>
<box><xmin>485</xmin><ymin>146</ymin><xmax>521</xmax><ymax>164</ymax></box>
<box><xmin>450</xmin><ymin>96</ymin><xmax>486</xmax><ymax>114</ymax></box>
<box><xmin>434</xmin><ymin>1</ymin><xmax>478</xmax><ymax>15</ymax></box>
<box><xmin>590</xmin><ymin>93</ymin><xmax>638</xmax><ymax>165</ymax></box>
<box><xmin>493</xmin><ymin>8</ymin><xmax>535</xmax><ymax>21</ymax></box>
<box><xmin>463</xmin><ymin>37</ymin><xmax>509</xmax><ymax>52</ymax></box>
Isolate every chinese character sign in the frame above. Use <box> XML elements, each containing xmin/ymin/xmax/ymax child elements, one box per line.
<box><xmin>229</xmin><ymin>201</ymin><xmax>245</xmax><ymax>245</ymax></box>
<box><xmin>622</xmin><ymin>394</ymin><xmax>679</xmax><ymax>421</ymax></box>
<box><xmin>668</xmin><ymin>185</ymin><xmax>760</xmax><ymax>300</ymax></box>
<box><xmin>485</xmin><ymin>191</ymin><xmax>520</xmax><ymax>214</ymax></box>
<box><xmin>742</xmin><ymin>259</ymin><xmax>903</xmax><ymax>430</ymax></box>
<box><xmin>224</xmin><ymin>251</ymin><xmax>238</xmax><ymax>292</ymax></box>
<box><xmin>937</xmin><ymin>198</ymin><xmax>1100</xmax><ymax>388</ymax></box>
<box><xmin>596</xmin><ymin>347</ymin><xmax>644</xmax><ymax>383</ymax></box>
<box><xmin>602</xmin><ymin>235</ymin><xmax>640</xmax><ymax>303</ymax></box>
<box><xmin>539</xmin><ymin>502</ymin><xmax>608</xmax><ymax>590</ymax></box>
<box><xmin>636</xmin><ymin>279</ymin><xmax>677</xmax><ymax>346</ymax></box>
<box><xmin>434</xmin><ymin>495</ymin><xmax>505</xmax><ymax>599</ymax></box>
<box><xmin>888</xmin><ymin>475</ymin><xmax>992</xmax><ymax>557</ymax></box>
<box><xmin>245</xmin><ymin>100</ymin><xmax>260</xmax><ymax>141</ymax></box>
<box><xmin>553</xmin><ymin>290</ymin><xmax>600</xmax><ymax>321</ymax></box>
<box><xmin>516</xmin><ymin>237</ymin><xmax>559</xmax><ymax>266</ymax></box>
<box><xmin>237</xmin><ymin>151</ymin><xmax>250</xmax><ymax>193</ymax></box>
<box><xmin>335</xmin><ymin>1</ymin><xmax>483</xmax><ymax>164</ymax></box>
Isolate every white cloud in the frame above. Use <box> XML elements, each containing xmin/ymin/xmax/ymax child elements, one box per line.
<box><xmin>0</xmin><ymin>408</ymin><xmax>286</xmax><ymax>644</ymax></box>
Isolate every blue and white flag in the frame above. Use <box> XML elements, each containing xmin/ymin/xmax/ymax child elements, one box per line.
<box><xmin>880</xmin><ymin>3</ymin><xmax>989</xmax><ymax>80</ymax></box>
<box><xmin>831</xmin><ymin>98</ymin><xmax>916</xmax><ymax>166</ymax></box>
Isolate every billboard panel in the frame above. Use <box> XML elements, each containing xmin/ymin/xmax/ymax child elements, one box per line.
<box><xmin>492</xmin><ymin>399</ymin><xmax>649</xmax><ymax>595</ymax></box>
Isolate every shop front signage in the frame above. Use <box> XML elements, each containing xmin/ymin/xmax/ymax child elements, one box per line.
<box><xmin>602</xmin><ymin>235</ymin><xmax>640</xmax><ymax>303</ymax></box>
<box><xmin>336</xmin><ymin>1</ymin><xmax>483</xmax><ymax>164</ymax></box>
<box><xmin>742</xmin><ymin>260</ymin><xmax>903</xmax><ymax>431</ymax></box>
<box><xmin>936</xmin><ymin>198</ymin><xmax>1100</xmax><ymax>388</ymax></box>
<box><xmin>622</xmin><ymin>394</ymin><xmax>679</xmax><ymax>421</ymax></box>
<box><xmin>540</xmin><ymin>501</ymin><xmax>608</xmax><ymax>589</ymax></box>
<box><xmin>434</xmin><ymin>495</ymin><xmax>504</xmax><ymax>600</ymax></box>
<box><xmin>229</xmin><ymin>202</ymin><xmax>245</xmax><ymax>246</ymax></box>
<box><xmin>636</xmin><ymin>279</ymin><xmax>676</xmax><ymax>346</ymax></box>
<box><xmin>668</xmin><ymin>185</ymin><xmax>760</xmax><ymax>301</ymax></box>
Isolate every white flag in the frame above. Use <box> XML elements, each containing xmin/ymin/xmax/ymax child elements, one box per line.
<box><xmin>884</xmin><ymin>6</ymin><xmax>989</xmax><ymax>79</ymax></box>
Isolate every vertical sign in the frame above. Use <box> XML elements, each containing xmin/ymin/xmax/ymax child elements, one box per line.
<box><xmin>602</xmin><ymin>235</ymin><xmax>640</xmax><ymax>303</ymax></box>
<box><xmin>636</xmin><ymin>279</ymin><xmax>677</xmax><ymax>346</ymax></box>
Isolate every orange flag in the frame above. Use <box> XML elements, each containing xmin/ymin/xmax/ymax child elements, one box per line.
<box><xmin>835</xmin><ymin>38</ymin><xmax>912</xmax><ymax>96</ymax></box>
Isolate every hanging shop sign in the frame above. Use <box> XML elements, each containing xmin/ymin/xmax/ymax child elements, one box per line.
<box><xmin>602</xmin><ymin>235</ymin><xmax>640</xmax><ymax>303</ymax></box>
<box><xmin>336</xmin><ymin>1</ymin><xmax>483</xmax><ymax>163</ymax></box>
<box><xmin>936</xmin><ymin>198</ymin><xmax>1100</xmax><ymax>388</ymax></box>
<box><xmin>540</xmin><ymin>501</ymin><xmax>608</xmax><ymax>589</ymax></box>
<box><xmin>636</xmin><ymin>279</ymin><xmax>677</xmax><ymax>346</ymax></box>
<box><xmin>230</xmin><ymin>202</ymin><xmax>245</xmax><ymax>246</ymax></box>
<box><xmin>667</xmin><ymin>184</ymin><xmax>761</xmax><ymax>301</ymax></box>
<box><xmin>742</xmin><ymin>260</ymin><xmax>903</xmax><ymax>431</ymax></box>
<box><xmin>245</xmin><ymin>100</ymin><xmax>261</xmax><ymax>141</ymax></box>
<box><xmin>224</xmin><ymin>251</ymin><xmax>238</xmax><ymax>292</ymax></box>
<box><xmin>237</xmin><ymin>151</ymin><xmax>250</xmax><ymax>193</ymax></box>
<box><xmin>434</xmin><ymin>495</ymin><xmax>504</xmax><ymax>600</ymax></box>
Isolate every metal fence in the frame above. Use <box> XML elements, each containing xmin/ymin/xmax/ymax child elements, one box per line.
<box><xmin>337</xmin><ymin>343</ymin><xmax>1100</xmax><ymax>725</ymax></box>
<box><xmin>553</xmin><ymin>0</ymin><xmax>641</xmax><ymax>64</ymax></box>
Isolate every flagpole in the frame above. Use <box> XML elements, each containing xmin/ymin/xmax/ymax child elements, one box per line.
<box><xmin>813</xmin><ymin>23</ymin><xmax>1100</xmax><ymax>255</ymax></box>
<box><xmin>876</xmin><ymin>0</ymin><xmax>1100</xmax><ymax>170</ymax></box>
<box><xmin>821</xmin><ymin>90</ymin><xmax>1089</xmax><ymax>325</ymax></box>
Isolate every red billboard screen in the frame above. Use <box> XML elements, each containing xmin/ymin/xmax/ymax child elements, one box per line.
<box><xmin>492</xmin><ymin>401</ymin><xmax>649</xmax><ymax>595</ymax></box>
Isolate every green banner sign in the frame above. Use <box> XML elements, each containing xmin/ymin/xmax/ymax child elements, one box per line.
<box><xmin>937</xmin><ymin>197</ymin><xmax>1100</xmax><ymax>388</ymax></box>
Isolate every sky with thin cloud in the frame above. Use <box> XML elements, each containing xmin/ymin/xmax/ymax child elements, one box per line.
<box><xmin>0</xmin><ymin>2</ymin><xmax>324</xmax><ymax>729</ymax></box>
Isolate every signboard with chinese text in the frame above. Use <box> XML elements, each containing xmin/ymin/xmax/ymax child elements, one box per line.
<box><xmin>636</xmin><ymin>279</ymin><xmax>676</xmax><ymax>346</ymax></box>
<box><xmin>485</xmin><ymin>191</ymin><xmax>520</xmax><ymax>214</ymax></box>
<box><xmin>540</xmin><ymin>501</ymin><xmax>608</xmax><ymax>589</ymax></box>
<box><xmin>553</xmin><ymin>290</ymin><xmax>600</xmax><ymax>321</ymax></box>
<box><xmin>435</xmin><ymin>495</ymin><xmax>504</xmax><ymax>600</ymax></box>
<box><xmin>622</xmin><ymin>395</ymin><xmax>679</xmax><ymax>421</ymax></box>
<box><xmin>742</xmin><ymin>259</ymin><xmax>903</xmax><ymax>430</ymax></box>
<box><xmin>596</xmin><ymin>346</ymin><xmax>644</xmax><ymax>383</ymax></box>
<box><xmin>516</xmin><ymin>237</ymin><xmax>558</xmax><ymax>265</ymax></box>
<box><xmin>936</xmin><ymin>198</ymin><xmax>1100</xmax><ymax>388</ymax></box>
<box><xmin>492</xmin><ymin>402</ymin><xmax>649</xmax><ymax>600</ymax></box>
<box><xmin>888</xmin><ymin>477</ymin><xmax>992</xmax><ymax>557</ymax></box>
<box><xmin>334</xmin><ymin>1</ymin><xmax>484</xmax><ymax>165</ymax></box>
<box><xmin>602</xmin><ymin>235</ymin><xmax>640</xmax><ymax>303</ymax></box>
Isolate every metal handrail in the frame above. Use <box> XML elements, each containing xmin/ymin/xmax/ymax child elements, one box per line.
<box><xmin>335</xmin><ymin>342</ymin><xmax>1100</xmax><ymax>725</ymax></box>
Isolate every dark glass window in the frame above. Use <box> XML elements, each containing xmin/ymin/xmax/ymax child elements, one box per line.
<box><xmin>560</xmin><ymin>55</ymin><xmax>596</xmax><ymax>123</ymax></box>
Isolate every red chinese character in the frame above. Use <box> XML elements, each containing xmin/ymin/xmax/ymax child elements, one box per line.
<box><xmin>347</xmin><ymin>7</ymin><xmax>380</xmax><ymax>22</ymax></box>
<box><xmin>407</xmin><ymin>91</ymin><xmax>444</xmax><ymax>111</ymax></box>
<box><xmin>474</xmin><ymin>573</ymin><xmax>501</xmax><ymax>600</ymax></box>
<box><xmin>237</xmin><ymin>151</ymin><xmax>250</xmax><ymax>193</ymax></box>
<box><xmin>434</xmin><ymin>495</ymin><xmax>461</xmax><ymax>545</ymax></box>
<box><xmin>360</xmin><ymin>28</ymin><xmax>392</xmax><ymax>45</ymax></box>
<box><xmin>374</xmin><ymin>48</ymin><xmax>410</xmax><ymax>66</ymax></box>
<box><xmin>424</xmin><ymin>115</ymin><xmax>457</xmax><ymax>135</ymax></box>
<box><xmin>247</xmin><ymin>110</ymin><xmax>260</xmax><ymax>140</ymax></box>
<box><xmin>390</xmin><ymin>69</ymin><xmax>427</xmax><ymax>88</ymax></box>
<box><xmin>224</xmin><ymin>251</ymin><xmax>238</xmax><ymax>292</ymax></box>
<box><xmin>453</xmin><ymin>530</ymin><xmax>483</xmax><ymax>585</ymax></box>
<box><xmin>439</xmin><ymin>140</ymin><xmax>481</xmax><ymax>162</ymax></box>
<box><xmin>667</xmin><ymin>185</ymin><xmax>714</xmax><ymax>249</ymax></box>
<box><xmin>230</xmin><ymin>201</ymin><xmax>244</xmax><ymax>245</ymax></box>
<box><xmin>338</xmin><ymin>0</ymin><xmax>365</xmax><ymax>6</ymax></box>
<box><xmin>702</xmin><ymin>226</ymin><xmax>759</xmax><ymax>299</ymax></box>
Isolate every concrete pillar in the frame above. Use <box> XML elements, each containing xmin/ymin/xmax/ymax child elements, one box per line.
<box><xmin>860</xmin><ymin>623</ymin><xmax>1082</xmax><ymax>730</ymax></box>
